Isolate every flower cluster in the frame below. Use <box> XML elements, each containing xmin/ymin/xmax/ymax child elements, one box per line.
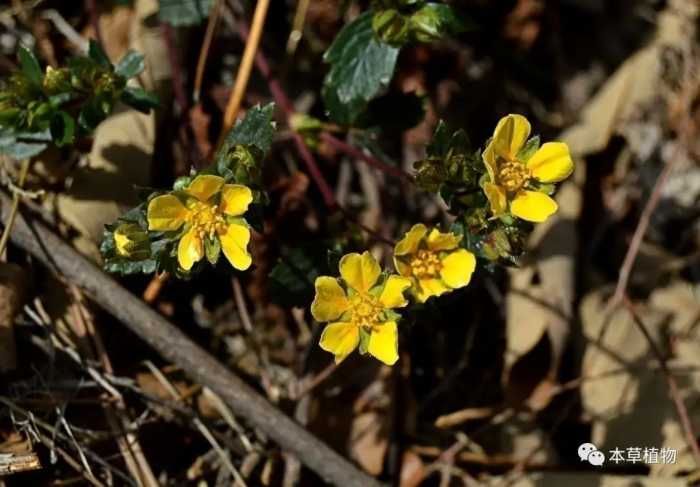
<box><xmin>312</xmin><ymin>114</ymin><xmax>573</xmax><ymax>365</ymax></box>
<box><xmin>311</xmin><ymin>226</ymin><xmax>476</xmax><ymax>365</ymax></box>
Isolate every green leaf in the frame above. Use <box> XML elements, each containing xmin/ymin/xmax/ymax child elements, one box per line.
<box><xmin>323</xmin><ymin>11</ymin><xmax>400</xmax><ymax>124</ymax></box>
<box><xmin>205</xmin><ymin>236</ymin><xmax>221</xmax><ymax>265</ymax></box>
<box><xmin>88</xmin><ymin>40</ymin><xmax>111</xmax><ymax>68</ymax></box>
<box><xmin>18</xmin><ymin>46</ymin><xmax>43</xmax><ymax>86</ymax></box>
<box><xmin>120</xmin><ymin>87</ymin><xmax>160</xmax><ymax>113</ymax></box>
<box><xmin>50</xmin><ymin>111</ymin><xmax>76</xmax><ymax>146</ymax></box>
<box><xmin>158</xmin><ymin>0</ymin><xmax>214</xmax><ymax>26</ymax></box>
<box><xmin>0</xmin><ymin>128</ymin><xmax>50</xmax><ymax>159</ymax></box>
<box><xmin>115</xmin><ymin>50</ymin><xmax>145</xmax><ymax>78</ymax></box>
<box><xmin>219</xmin><ymin>103</ymin><xmax>275</xmax><ymax>155</ymax></box>
<box><xmin>516</xmin><ymin>135</ymin><xmax>540</xmax><ymax>162</ymax></box>
<box><xmin>215</xmin><ymin>103</ymin><xmax>276</xmax><ymax>186</ymax></box>
<box><xmin>269</xmin><ymin>244</ymin><xmax>331</xmax><ymax>307</ymax></box>
<box><xmin>358</xmin><ymin>328</ymin><xmax>371</xmax><ymax>354</ymax></box>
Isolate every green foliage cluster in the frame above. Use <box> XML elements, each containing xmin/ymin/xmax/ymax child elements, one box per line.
<box><xmin>100</xmin><ymin>103</ymin><xmax>276</xmax><ymax>276</ymax></box>
<box><xmin>0</xmin><ymin>41</ymin><xmax>158</xmax><ymax>159</ymax></box>
<box><xmin>322</xmin><ymin>3</ymin><xmax>468</xmax><ymax>125</ymax></box>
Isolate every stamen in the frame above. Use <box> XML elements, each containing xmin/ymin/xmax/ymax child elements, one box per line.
<box><xmin>409</xmin><ymin>249</ymin><xmax>442</xmax><ymax>279</ymax></box>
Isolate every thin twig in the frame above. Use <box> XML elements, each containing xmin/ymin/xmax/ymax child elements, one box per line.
<box><xmin>0</xmin><ymin>158</ymin><xmax>29</xmax><ymax>259</ymax></box>
<box><xmin>193</xmin><ymin>0</ymin><xmax>223</xmax><ymax>104</ymax></box>
<box><xmin>320</xmin><ymin>132</ymin><xmax>413</xmax><ymax>182</ymax></box>
<box><xmin>294</xmin><ymin>361</ymin><xmax>338</xmax><ymax>400</ymax></box>
<box><xmin>219</xmin><ymin>0</ymin><xmax>271</xmax><ymax>147</ymax></box>
<box><xmin>622</xmin><ymin>295</ymin><xmax>700</xmax><ymax>466</ymax></box>
<box><xmin>85</xmin><ymin>0</ymin><xmax>103</xmax><ymax>49</ymax></box>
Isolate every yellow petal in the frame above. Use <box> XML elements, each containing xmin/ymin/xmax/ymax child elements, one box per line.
<box><xmin>319</xmin><ymin>322</ymin><xmax>359</xmax><ymax>364</ymax></box>
<box><xmin>426</xmin><ymin>228</ymin><xmax>461</xmax><ymax>252</ymax></box>
<box><xmin>221</xmin><ymin>184</ymin><xmax>253</xmax><ymax>217</ymax></box>
<box><xmin>311</xmin><ymin>277</ymin><xmax>349</xmax><ymax>322</ymax></box>
<box><xmin>185</xmin><ymin>174</ymin><xmax>225</xmax><ymax>202</ymax></box>
<box><xmin>218</xmin><ymin>223</ymin><xmax>252</xmax><ymax>270</ymax></box>
<box><xmin>368</xmin><ymin>321</ymin><xmax>398</xmax><ymax>366</ymax></box>
<box><xmin>339</xmin><ymin>251</ymin><xmax>381</xmax><ymax>293</ymax></box>
<box><xmin>483</xmin><ymin>114</ymin><xmax>531</xmax><ymax>168</ymax></box>
<box><xmin>511</xmin><ymin>190</ymin><xmax>558</xmax><ymax>222</ymax></box>
<box><xmin>379</xmin><ymin>275</ymin><xmax>412</xmax><ymax>309</ymax></box>
<box><xmin>148</xmin><ymin>195</ymin><xmax>188</xmax><ymax>231</ymax></box>
<box><xmin>394</xmin><ymin>258</ymin><xmax>412</xmax><ymax>278</ymax></box>
<box><xmin>394</xmin><ymin>224</ymin><xmax>427</xmax><ymax>256</ymax></box>
<box><xmin>527</xmin><ymin>142</ymin><xmax>574</xmax><ymax>183</ymax></box>
<box><xmin>440</xmin><ymin>249</ymin><xmax>476</xmax><ymax>289</ymax></box>
<box><xmin>415</xmin><ymin>278</ymin><xmax>449</xmax><ymax>303</ymax></box>
<box><xmin>178</xmin><ymin>228</ymin><xmax>203</xmax><ymax>271</ymax></box>
<box><xmin>483</xmin><ymin>182</ymin><xmax>507</xmax><ymax>216</ymax></box>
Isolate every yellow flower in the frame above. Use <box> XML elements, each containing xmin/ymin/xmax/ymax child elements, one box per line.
<box><xmin>393</xmin><ymin>224</ymin><xmax>476</xmax><ymax>303</ymax></box>
<box><xmin>147</xmin><ymin>174</ymin><xmax>253</xmax><ymax>271</ymax></box>
<box><xmin>311</xmin><ymin>251</ymin><xmax>411</xmax><ymax>366</ymax></box>
<box><xmin>482</xmin><ymin>114</ymin><xmax>574</xmax><ymax>222</ymax></box>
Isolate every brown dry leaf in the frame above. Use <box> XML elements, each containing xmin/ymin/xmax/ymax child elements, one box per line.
<box><xmin>399</xmin><ymin>451</ymin><xmax>425</xmax><ymax>487</ymax></box>
<box><xmin>0</xmin><ymin>263</ymin><xmax>28</xmax><ymax>372</ymax></box>
<box><xmin>560</xmin><ymin>0</ymin><xmax>698</xmax><ymax>157</ymax></box>
<box><xmin>647</xmin><ymin>281</ymin><xmax>700</xmax><ymax>476</ymax></box>
<box><xmin>504</xmin><ymin>170</ymin><xmax>583</xmax><ymax>410</ymax></box>
<box><xmin>56</xmin><ymin>0</ymin><xmax>172</xmax><ymax>253</ymax></box>
<box><xmin>349</xmin><ymin>411</ymin><xmax>389</xmax><ymax>476</ymax></box>
<box><xmin>580</xmin><ymin>289</ymin><xmax>679</xmax><ymax>465</ymax></box>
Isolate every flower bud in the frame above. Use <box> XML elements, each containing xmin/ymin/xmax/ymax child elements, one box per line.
<box><xmin>114</xmin><ymin>223</ymin><xmax>150</xmax><ymax>259</ymax></box>
<box><xmin>43</xmin><ymin>66</ymin><xmax>71</xmax><ymax>95</ymax></box>
<box><xmin>409</xmin><ymin>6</ymin><xmax>443</xmax><ymax>43</ymax></box>
<box><xmin>372</xmin><ymin>9</ymin><xmax>410</xmax><ymax>46</ymax></box>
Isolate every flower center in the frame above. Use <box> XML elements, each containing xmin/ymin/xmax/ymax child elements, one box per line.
<box><xmin>188</xmin><ymin>201</ymin><xmax>226</xmax><ymax>240</ymax></box>
<box><xmin>410</xmin><ymin>249</ymin><xmax>442</xmax><ymax>279</ymax></box>
<box><xmin>350</xmin><ymin>294</ymin><xmax>383</xmax><ymax>328</ymax></box>
<box><xmin>498</xmin><ymin>160</ymin><xmax>531</xmax><ymax>192</ymax></box>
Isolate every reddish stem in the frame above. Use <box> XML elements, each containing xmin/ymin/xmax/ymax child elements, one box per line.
<box><xmin>320</xmin><ymin>132</ymin><xmax>413</xmax><ymax>182</ymax></box>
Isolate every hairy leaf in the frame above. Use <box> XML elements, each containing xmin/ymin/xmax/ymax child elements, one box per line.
<box><xmin>323</xmin><ymin>11</ymin><xmax>400</xmax><ymax>124</ymax></box>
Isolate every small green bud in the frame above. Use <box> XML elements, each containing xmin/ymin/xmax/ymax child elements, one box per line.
<box><xmin>413</xmin><ymin>157</ymin><xmax>447</xmax><ymax>193</ymax></box>
<box><xmin>43</xmin><ymin>66</ymin><xmax>71</xmax><ymax>95</ymax></box>
<box><xmin>373</xmin><ymin>9</ymin><xmax>410</xmax><ymax>46</ymax></box>
<box><xmin>409</xmin><ymin>6</ymin><xmax>443</xmax><ymax>43</ymax></box>
<box><xmin>173</xmin><ymin>176</ymin><xmax>192</xmax><ymax>191</ymax></box>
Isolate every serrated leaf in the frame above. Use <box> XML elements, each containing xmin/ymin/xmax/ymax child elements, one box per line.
<box><xmin>18</xmin><ymin>46</ymin><xmax>43</xmax><ymax>86</ymax></box>
<box><xmin>221</xmin><ymin>103</ymin><xmax>275</xmax><ymax>154</ymax></box>
<box><xmin>120</xmin><ymin>87</ymin><xmax>159</xmax><ymax>113</ymax></box>
<box><xmin>323</xmin><ymin>11</ymin><xmax>400</xmax><ymax>124</ymax></box>
<box><xmin>88</xmin><ymin>40</ymin><xmax>111</xmax><ymax>67</ymax></box>
<box><xmin>158</xmin><ymin>0</ymin><xmax>214</xmax><ymax>26</ymax></box>
<box><xmin>115</xmin><ymin>50</ymin><xmax>145</xmax><ymax>78</ymax></box>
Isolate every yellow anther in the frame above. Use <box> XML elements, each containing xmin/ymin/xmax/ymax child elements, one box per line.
<box><xmin>497</xmin><ymin>160</ymin><xmax>531</xmax><ymax>192</ymax></box>
<box><xmin>350</xmin><ymin>294</ymin><xmax>382</xmax><ymax>329</ymax></box>
<box><xmin>409</xmin><ymin>249</ymin><xmax>442</xmax><ymax>279</ymax></box>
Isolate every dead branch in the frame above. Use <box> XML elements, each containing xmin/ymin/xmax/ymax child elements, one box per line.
<box><xmin>0</xmin><ymin>190</ymin><xmax>384</xmax><ymax>487</ymax></box>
